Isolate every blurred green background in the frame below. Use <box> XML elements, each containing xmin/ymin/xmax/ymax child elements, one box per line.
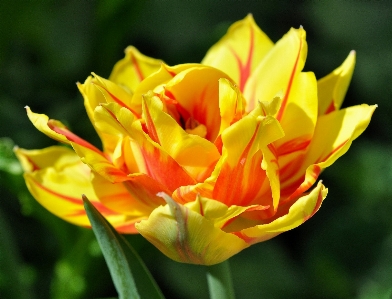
<box><xmin>1</xmin><ymin>1</ymin><xmax>391</xmax><ymax>298</ymax></box>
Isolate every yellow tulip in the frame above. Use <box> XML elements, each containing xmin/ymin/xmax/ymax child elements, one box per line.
<box><xmin>16</xmin><ymin>15</ymin><xmax>376</xmax><ymax>265</ymax></box>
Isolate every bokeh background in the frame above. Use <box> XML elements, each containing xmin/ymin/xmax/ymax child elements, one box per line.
<box><xmin>1</xmin><ymin>1</ymin><xmax>391</xmax><ymax>298</ymax></box>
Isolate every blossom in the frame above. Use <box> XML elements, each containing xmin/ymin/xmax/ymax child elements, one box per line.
<box><xmin>15</xmin><ymin>15</ymin><xmax>375</xmax><ymax>265</ymax></box>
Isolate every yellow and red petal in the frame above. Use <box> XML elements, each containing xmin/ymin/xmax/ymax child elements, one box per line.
<box><xmin>142</xmin><ymin>92</ymin><xmax>220</xmax><ymax>181</ymax></box>
<box><xmin>26</xmin><ymin>107</ymin><xmax>69</xmax><ymax>144</ymax></box>
<box><xmin>282</xmin><ymin>104</ymin><xmax>376</xmax><ymax>201</ymax></box>
<box><xmin>15</xmin><ymin>146</ymin><xmax>128</xmax><ymax>227</ymax></box>
<box><xmin>164</xmin><ymin>66</ymin><xmax>233</xmax><ymax>142</ymax></box>
<box><xmin>135</xmin><ymin>193</ymin><xmax>249</xmax><ymax>265</ymax></box>
<box><xmin>94</xmin><ymin>101</ymin><xmax>197</xmax><ymax>190</ymax></box>
<box><xmin>109</xmin><ymin>46</ymin><xmax>163</xmax><ymax>93</ymax></box>
<box><xmin>14</xmin><ymin>146</ymin><xmax>79</xmax><ymax>172</ymax></box>
<box><xmin>236</xmin><ymin>181</ymin><xmax>327</xmax><ymax>245</ymax></box>
<box><xmin>213</xmin><ymin>105</ymin><xmax>284</xmax><ymax>206</ymax></box>
<box><xmin>274</xmin><ymin>72</ymin><xmax>318</xmax><ymax>153</ymax></box>
<box><xmin>91</xmin><ymin>172</ymin><xmax>166</xmax><ymax>217</ymax></box>
<box><xmin>131</xmin><ymin>63</ymin><xmax>198</xmax><ymax>115</ymax></box>
<box><xmin>244</xmin><ymin>27</ymin><xmax>307</xmax><ymax>114</ymax></box>
<box><xmin>202</xmin><ymin>14</ymin><xmax>273</xmax><ymax>92</ymax></box>
<box><xmin>318</xmin><ymin>51</ymin><xmax>356</xmax><ymax>115</ymax></box>
<box><xmin>218</xmin><ymin>78</ymin><xmax>246</xmax><ymax>135</ymax></box>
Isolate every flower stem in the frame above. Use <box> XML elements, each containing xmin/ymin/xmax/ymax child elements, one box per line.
<box><xmin>206</xmin><ymin>260</ymin><xmax>235</xmax><ymax>299</ymax></box>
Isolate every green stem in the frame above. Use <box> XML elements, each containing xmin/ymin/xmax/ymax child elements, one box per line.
<box><xmin>206</xmin><ymin>260</ymin><xmax>235</xmax><ymax>299</ymax></box>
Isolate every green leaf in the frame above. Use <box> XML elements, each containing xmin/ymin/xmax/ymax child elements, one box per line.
<box><xmin>82</xmin><ymin>195</ymin><xmax>165</xmax><ymax>299</ymax></box>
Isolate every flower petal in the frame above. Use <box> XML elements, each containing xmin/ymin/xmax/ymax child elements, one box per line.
<box><xmin>318</xmin><ymin>51</ymin><xmax>356</xmax><ymax>115</ymax></box>
<box><xmin>164</xmin><ymin>66</ymin><xmax>232</xmax><ymax>142</ymax></box>
<box><xmin>93</xmin><ymin>102</ymin><xmax>196</xmax><ymax>190</ymax></box>
<box><xmin>202</xmin><ymin>14</ymin><xmax>273</xmax><ymax>92</ymax></box>
<box><xmin>218</xmin><ymin>78</ymin><xmax>246</xmax><ymax>135</ymax></box>
<box><xmin>213</xmin><ymin>104</ymin><xmax>284</xmax><ymax>206</ymax></box>
<box><xmin>91</xmin><ymin>172</ymin><xmax>166</xmax><ymax>217</ymax></box>
<box><xmin>282</xmin><ymin>104</ymin><xmax>376</xmax><ymax>200</ymax></box>
<box><xmin>236</xmin><ymin>181</ymin><xmax>327</xmax><ymax>244</ymax></box>
<box><xmin>26</xmin><ymin>107</ymin><xmax>69</xmax><ymax>144</ymax></box>
<box><xmin>131</xmin><ymin>63</ymin><xmax>198</xmax><ymax>115</ymax></box>
<box><xmin>14</xmin><ymin>146</ymin><xmax>129</xmax><ymax>229</ymax></box>
<box><xmin>244</xmin><ymin>27</ymin><xmax>307</xmax><ymax>114</ymax></box>
<box><xmin>136</xmin><ymin>193</ymin><xmax>249</xmax><ymax>265</ymax></box>
<box><xmin>109</xmin><ymin>46</ymin><xmax>163</xmax><ymax>93</ymax></box>
<box><xmin>142</xmin><ymin>92</ymin><xmax>220</xmax><ymax>181</ymax></box>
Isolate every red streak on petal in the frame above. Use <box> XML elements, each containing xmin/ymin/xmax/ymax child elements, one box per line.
<box><xmin>303</xmin><ymin>187</ymin><xmax>323</xmax><ymax>222</ymax></box>
<box><xmin>317</xmin><ymin>139</ymin><xmax>348</xmax><ymax>164</ymax></box>
<box><xmin>31</xmin><ymin>177</ymin><xmax>119</xmax><ymax>216</ymax></box>
<box><xmin>48</xmin><ymin>121</ymin><xmax>104</xmax><ymax>156</ymax></box>
<box><xmin>324</xmin><ymin>101</ymin><xmax>336</xmax><ymax>115</ymax></box>
<box><xmin>131</xmin><ymin>52</ymin><xmax>144</xmax><ymax>82</ymax></box>
<box><xmin>213</xmin><ymin>123</ymin><xmax>266</xmax><ymax>206</ymax></box>
<box><xmin>276</xmin><ymin>37</ymin><xmax>303</xmax><ymax>121</ymax></box>
<box><xmin>162</xmin><ymin>64</ymin><xmax>177</xmax><ymax>78</ymax></box>
<box><xmin>277</xmin><ymin>138</ymin><xmax>311</xmax><ymax>156</ymax></box>
<box><xmin>24</xmin><ymin>155</ymin><xmax>40</xmax><ymax>171</ymax></box>
<box><xmin>214</xmin><ymin>135</ymin><xmax>223</xmax><ymax>155</ymax></box>
<box><xmin>229</xmin><ymin>24</ymin><xmax>254</xmax><ymax>92</ymax></box>
<box><xmin>281</xmin><ymin>165</ymin><xmax>321</xmax><ymax>204</ymax></box>
<box><xmin>142</xmin><ymin>98</ymin><xmax>160</xmax><ymax>145</ymax></box>
<box><xmin>92</xmin><ymin>82</ymin><xmax>141</xmax><ymax>119</ymax></box>
<box><xmin>232</xmin><ymin>231</ymin><xmax>256</xmax><ymax>244</ymax></box>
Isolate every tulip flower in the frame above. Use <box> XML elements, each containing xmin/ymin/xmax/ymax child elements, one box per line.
<box><xmin>16</xmin><ymin>15</ymin><xmax>375</xmax><ymax>265</ymax></box>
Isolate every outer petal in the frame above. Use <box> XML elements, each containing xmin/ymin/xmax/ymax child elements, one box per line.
<box><xmin>282</xmin><ymin>104</ymin><xmax>376</xmax><ymax>200</ymax></box>
<box><xmin>318</xmin><ymin>51</ymin><xmax>356</xmax><ymax>115</ymax></box>
<box><xmin>14</xmin><ymin>146</ymin><xmax>130</xmax><ymax>230</ymax></box>
<box><xmin>142</xmin><ymin>92</ymin><xmax>220</xmax><ymax>181</ymax></box>
<box><xmin>202</xmin><ymin>14</ymin><xmax>273</xmax><ymax>92</ymax></box>
<box><xmin>109</xmin><ymin>46</ymin><xmax>163</xmax><ymax>93</ymax></box>
<box><xmin>26</xmin><ymin>107</ymin><xmax>69</xmax><ymax>144</ymax></box>
<box><xmin>26</xmin><ymin>107</ymin><xmax>104</xmax><ymax>156</ymax></box>
<box><xmin>136</xmin><ymin>193</ymin><xmax>249</xmax><ymax>265</ymax></box>
<box><xmin>236</xmin><ymin>181</ymin><xmax>327</xmax><ymax>244</ymax></box>
<box><xmin>244</xmin><ymin>27</ymin><xmax>307</xmax><ymax>115</ymax></box>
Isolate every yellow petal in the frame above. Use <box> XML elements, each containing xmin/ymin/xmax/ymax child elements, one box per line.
<box><xmin>131</xmin><ymin>63</ymin><xmax>198</xmax><ymax>114</ymax></box>
<box><xmin>77</xmin><ymin>76</ymin><xmax>118</xmax><ymax>155</ymax></box>
<box><xmin>218</xmin><ymin>78</ymin><xmax>246</xmax><ymax>135</ymax></box>
<box><xmin>91</xmin><ymin>73</ymin><xmax>138</xmax><ymax>116</ymax></box>
<box><xmin>244</xmin><ymin>27</ymin><xmax>307</xmax><ymax>114</ymax></box>
<box><xmin>164</xmin><ymin>66</ymin><xmax>232</xmax><ymax>142</ymax></box>
<box><xmin>26</xmin><ymin>107</ymin><xmax>69</xmax><ymax>144</ymax></box>
<box><xmin>109</xmin><ymin>46</ymin><xmax>163</xmax><ymax>93</ymax></box>
<box><xmin>15</xmin><ymin>146</ymin><xmax>77</xmax><ymax>172</ymax></box>
<box><xmin>282</xmin><ymin>104</ymin><xmax>376</xmax><ymax>200</ymax></box>
<box><xmin>136</xmin><ymin>193</ymin><xmax>249</xmax><ymax>265</ymax></box>
<box><xmin>318</xmin><ymin>51</ymin><xmax>356</xmax><ymax>115</ymax></box>
<box><xmin>237</xmin><ymin>181</ymin><xmax>327</xmax><ymax>244</ymax></box>
<box><xmin>93</xmin><ymin>102</ymin><xmax>196</xmax><ymax>190</ymax></box>
<box><xmin>15</xmin><ymin>146</ymin><xmax>129</xmax><ymax>229</ymax></box>
<box><xmin>202</xmin><ymin>14</ymin><xmax>273</xmax><ymax>92</ymax></box>
<box><xmin>91</xmin><ymin>172</ymin><xmax>165</xmax><ymax>217</ymax></box>
<box><xmin>142</xmin><ymin>92</ymin><xmax>220</xmax><ymax>181</ymax></box>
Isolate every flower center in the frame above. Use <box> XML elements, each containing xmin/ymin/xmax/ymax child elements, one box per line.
<box><xmin>185</xmin><ymin>117</ymin><xmax>207</xmax><ymax>138</ymax></box>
